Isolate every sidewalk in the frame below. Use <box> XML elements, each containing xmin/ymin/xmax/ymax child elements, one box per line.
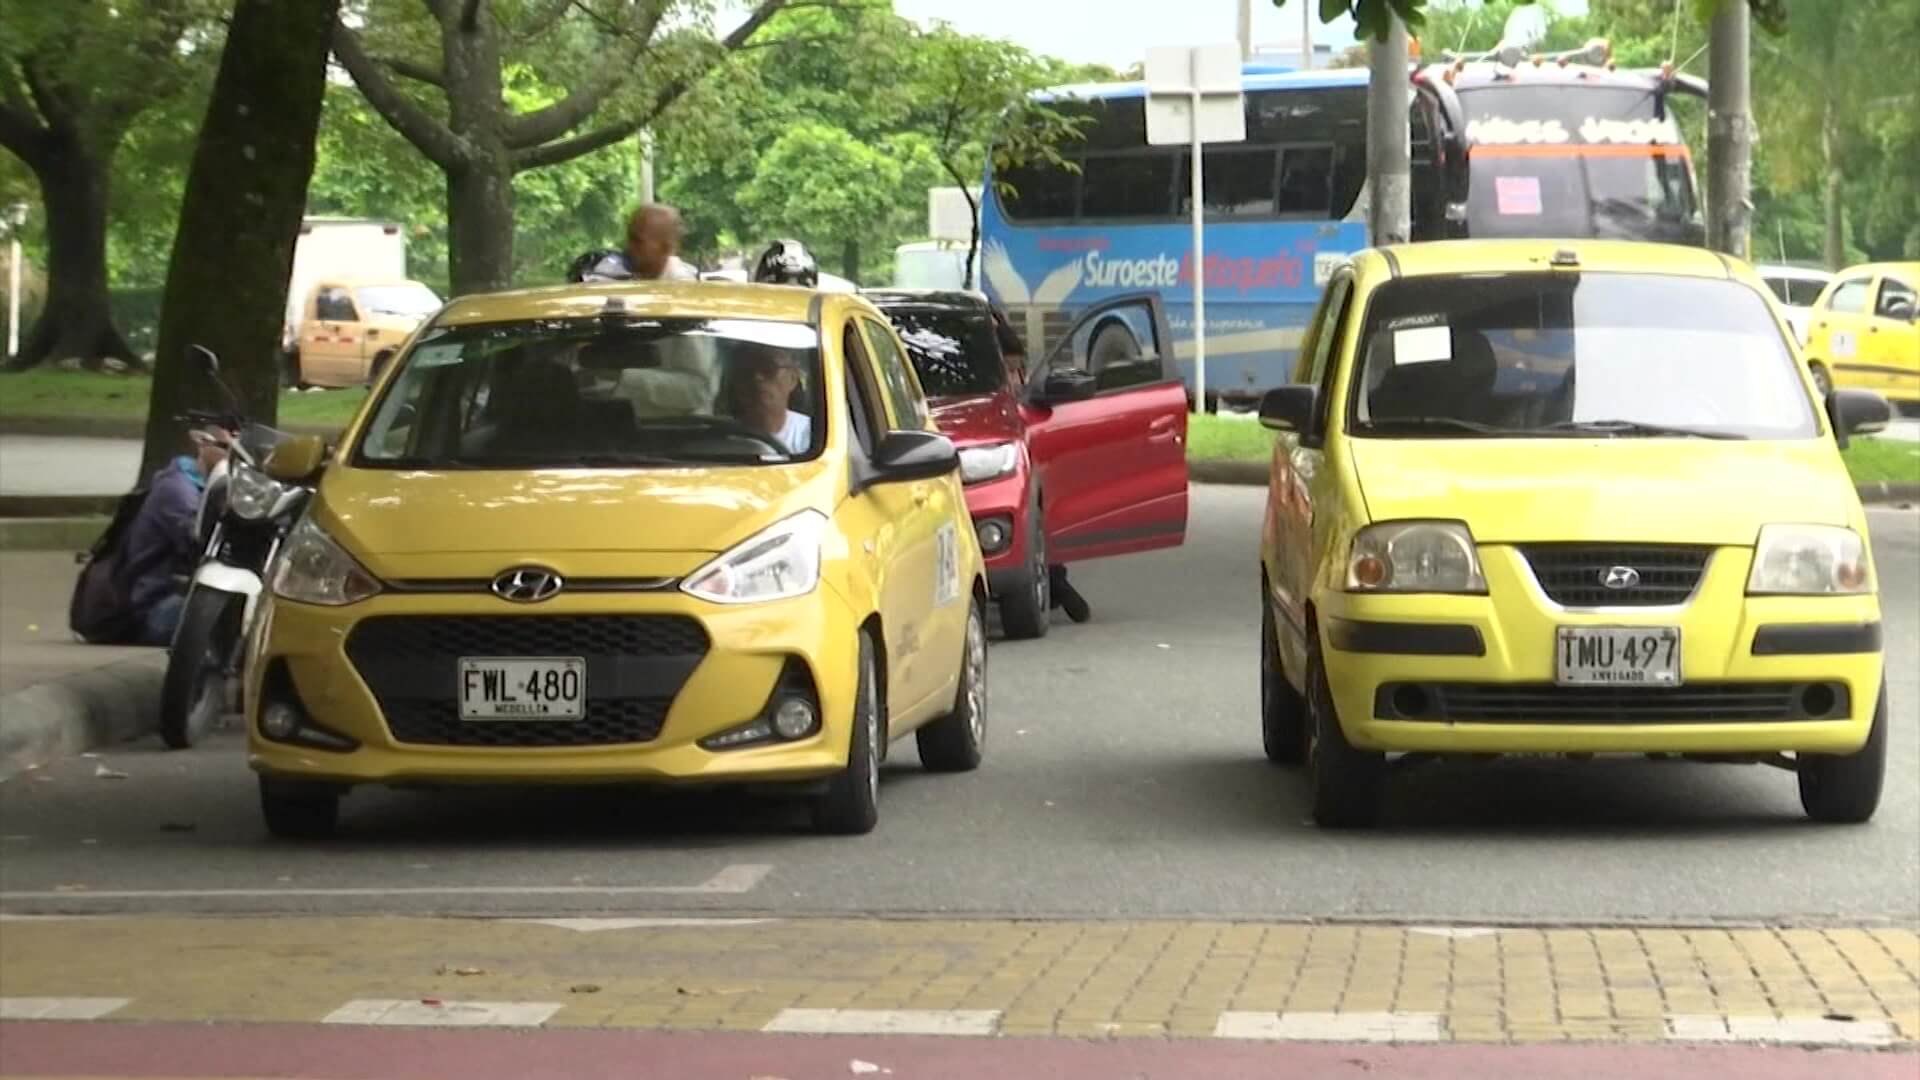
<box><xmin>0</xmin><ymin>551</ymin><xmax>164</xmax><ymax>778</ymax></box>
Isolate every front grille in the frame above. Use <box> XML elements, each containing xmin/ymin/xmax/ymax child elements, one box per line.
<box><xmin>345</xmin><ymin>615</ymin><xmax>708</xmax><ymax>748</ymax></box>
<box><xmin>1520</xmin><ymin>544</ymin><xmax>1712</xmax><ymax>607</ymax></box>
<box><xmin>1375</xmin><ymin>682</ymin><xmax>1849</xmax><ymax>724</ymax></box>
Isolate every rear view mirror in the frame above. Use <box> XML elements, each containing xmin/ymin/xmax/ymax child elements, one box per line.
<box><xmin>869</xmin><ymin>429</ymin><xmax>959</xmax><ymax>484</ymax></box>
<box><xmin>1034</xmin><ymin>369</ymin><xmax>1097</xmax><ymax>406</ymax></box>
<box><xmin>1259</xmin><ymin>385</ymin><xmax>1319</xmax><ymax>435</ymax></box>
<box><xmin>265</xmin><ymin>434</ymin><xmax>328</xmax><ymax>483</ymax></box>
<box><xmin>189</xmin><ymin>344</ymin><xmax>220</xmax><ymax>377</ymax></box>
<box><xmin>1827</xmin><ymin>388</ymin><xmax>1891</xmax><ymax>450</ymax></box>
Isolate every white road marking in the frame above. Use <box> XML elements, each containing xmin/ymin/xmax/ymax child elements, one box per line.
<box><xmin>1214</xmin><ymin>1011</ymin><xmax>1445</xmax><ymax>1042</ymax></box>
<box><xmin>323</xmin><ymin>999</ymin><xmax>562</xmax><ymax>1027</ymax></box>
<box><xmin>0</xmin><ymin>997</ymin><xmax>131</xmax><ymax>1020</ymax></box>
<box><xmin>0</xmin><ymin>864</ymin><xmax>772</xmax><ymax>902</ymax></box>
<box><xmin>515</xmin><ymin>917</ymin><xmax>778</xmax><ymax>932</ymax></box>
<box><xmin>1665</xmin><ymin>1014</ymin><xmax>1899</xmax><ymax>1047</ymax></box>
<box><xmin>763</xmin><ymin>1009</ymin><xmax>1002</xmax><ymax>1036</ymax></box>
<box><xmin>1409</xmin><ymin>926</ymin><xmax>1499</xmax><ymax>940</ymax></box>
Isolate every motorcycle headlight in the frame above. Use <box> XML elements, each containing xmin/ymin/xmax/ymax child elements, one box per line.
<box><xmin>1346</xmin><ymin>521</ymin><xmax>1487</xmax><ymax>594</ymax></box>
<box><xmin>681</xmin><ymin>510</ymin><xmax>826</xmax><ymax>605</ymax></box>
<box><xmin>1747</xmin><ymin>524</ymin><xmax>1870</xmax><ymax>595</ymax></box>
<box><xmin>226</xmin><ymin>464</ymin><xmax>286</xmax><ymax>522</ymax></box>
<box><xmin>270</xmin><ymin>515</ymin><xmax>381</xmax><ymax>606</ymax></box>
<box><xmin>958</xmin><ymin>442</ymin><xmax>1019</xmax><ymax>485</ymax></box>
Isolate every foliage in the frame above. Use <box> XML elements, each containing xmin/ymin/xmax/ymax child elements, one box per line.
<box><xmin>738</xmin><ymin>123</ymin><xmax>939</xmax><ymax>281</ymax></box>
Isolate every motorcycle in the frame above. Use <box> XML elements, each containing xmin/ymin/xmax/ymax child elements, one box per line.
<box><xmin>158</xmin><ymin>346</ymin><xmax>315</xmax><ymax>749</ymax></box>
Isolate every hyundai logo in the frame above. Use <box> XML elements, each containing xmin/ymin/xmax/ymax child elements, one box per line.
<box><xmin>491</xmin><ymin>566</ymin><xmax>564</xmax><ymax>603</ymax></box>
<box><xmin>1601</xmin><ymin>566</ymin><xmax>1642</xmax><ymax>590</ymax></box>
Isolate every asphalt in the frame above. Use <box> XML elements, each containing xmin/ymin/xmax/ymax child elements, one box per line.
<box><xmin>0</xmin><ymin>489</ymin><xmax>1914</xmax><ymax>925</ymax></box>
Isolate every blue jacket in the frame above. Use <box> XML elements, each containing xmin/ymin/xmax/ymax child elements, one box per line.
<box><xmin>118</xmin><ymin>457</ymin><xmax>206</xmax><ymax>610</ymax></box>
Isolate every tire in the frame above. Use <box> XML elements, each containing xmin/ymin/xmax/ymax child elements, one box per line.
<box><xmin>1260</xmin><ymin>577</ymin><xmax>1307</xmax><ymax>765</ymax></box>
<box><xmin>812</xmin><ymin>630</ymin><xmax>882</xmax><ymax>835</ymax></box>
<box><xmin>918</xmin><ymin>598</ymin><xmax>987</xmax><ymax>772</ymax></box>
<box><xmin>1305</xmin><ymin>631</ymin><xmax>1386</xmax><ymax>828</ymax></box>
<box><xmin>282</xmin><ymin>348</ymin><xmax>308</xmax><ymax>390</ymax></box>
<box><xmin>1809</xmin><ymin>361</ymin><xmax>1833</xmax><ymax>397</ymax></box>
<box><xmin>259</xmin><ymin>777</ymin><xmax>340</xmax><ymax>840</ymax></box>
<box><xmin>998</xmin><ymin>503</ymin><xmax>1051</xmax><ymax>640</ymax></box>
<box><xmin>1798</xmin><ymin>679</ymin><xmax>1887</xmax><ymax>824</ymax></box>
<box><xmin>159</xmin><ymin>586</ymin><xmax>240</xmax><ymax>750</ymax></box>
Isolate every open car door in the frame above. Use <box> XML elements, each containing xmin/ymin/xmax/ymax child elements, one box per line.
<box><xmin>1021</xmin><ymin>292</ymin><xmax>1188</xmax><ymax>564</ymax></box>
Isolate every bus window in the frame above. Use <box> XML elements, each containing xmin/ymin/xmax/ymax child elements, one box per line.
<box><xmin>1278</xmin><ymin>146</ymin><xmax>1334</xmax><ymax>216</ymax></box>
<box><xmin>1177</xmin><ymin>147</ymin><xmax>1279</xmax><ymax>218</ymax></box>
<box><xmin>1081</xmin><ymin>152</ymin><xmax>1177</xmax><ymax>219</ymax></box>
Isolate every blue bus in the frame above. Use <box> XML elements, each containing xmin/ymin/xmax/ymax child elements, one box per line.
<box><xmin>979</xmin><ymin>52</ymin><xmax>1705</xmax><ymax>408</ymax></box>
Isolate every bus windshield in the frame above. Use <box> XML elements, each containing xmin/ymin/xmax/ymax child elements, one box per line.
<box><xmin>1458</xmin><ymin>85</ymin><xmax>1702</xmax><ymax>244</ymax></box>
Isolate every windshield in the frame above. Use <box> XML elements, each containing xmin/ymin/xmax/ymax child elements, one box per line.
<box><xmin>1460</xmin><ymin>86</ymin><xmax>1701</xmax><ymax>243</ymax></box>
<box><xmin>1348</xmin><ymin>273</ymin><xmax>1818</xmax><ymax>441</ymax></box>
<box><xmin>356</xmin><ymin>317</ymin><xmax>825</xmax><ymax>468</ymax></box>
<box><xmin>356</xmin><ymin>284</ymin><xmax>443</xmax><ymax>318</ymax></box>
<box><xmin>882</xmin><ymin>309</ymin><xmax>1005</xmax><ymax>398</ymax></box>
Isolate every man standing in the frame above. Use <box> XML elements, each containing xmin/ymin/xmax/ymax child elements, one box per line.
<box><xmin>569</xmin><ymin>204</ymin><xmax>700</xmax><ymax>283</ymax></box>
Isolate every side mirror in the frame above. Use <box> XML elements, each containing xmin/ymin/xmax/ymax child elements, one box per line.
<box><xmin>1259</xmin><ymin>384</ymin><xmax>1319</xmax><ymax>435</ymax></box>
<box><xmin>1033</xmin><ymin>369</ymin><xmax>1097</xmax><ymax>406</ymax></box>
<box><xmin>1827</xmin><ymin>388</ymin><xmax>1891</xmax><ymax>450</ymax></box>
<box><xmin>264</xmin><ymin>434</ymin><xmax>328</xmax><ymax>483</ymax></box>
<box><xmin>869</xmin><ymin>429</ymin><xmax>959</xmax><ymax>484</ymax></box>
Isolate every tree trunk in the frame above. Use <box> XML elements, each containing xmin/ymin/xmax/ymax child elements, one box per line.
<box><xmin>841</xmin><ymin>236</ymin><xmax>859</xmax><ymax>282</ymax></box>
<box><xmin>5</xmin><ymin>138</ymin><xmax>138</xmax><ymax>371</ymax></box>
<box><xmin>140</xmin><ymin>0</ymin><xmax>343</xmax><ymax>479</ymax></box>
<box><xmin>1821</xmin><ymin>103</ymin><xmax>1844</xmax><ymax>272</ymax></box>
<box><xmin>447</xmin><ymin>162</ymin><xmax>516</xmax><ymax>296</ymax></box>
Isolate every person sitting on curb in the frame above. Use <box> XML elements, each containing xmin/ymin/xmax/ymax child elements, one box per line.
<box><xmin>117</xmin><ymin>427</ymin><xmax>230</xmax><ymax>646</ymax></box>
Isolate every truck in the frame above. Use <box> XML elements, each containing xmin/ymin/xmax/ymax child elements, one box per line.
<box><xmin>282</xmin><ymin>217</ymin><xmax>442</xmax><ymax>388</ymax></box>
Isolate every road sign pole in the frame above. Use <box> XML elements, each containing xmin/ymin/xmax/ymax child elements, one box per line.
<box><xmin>1189</xmin><ymin>84</ymin><xmax>1206</xmax><ymax>413</ymax></box>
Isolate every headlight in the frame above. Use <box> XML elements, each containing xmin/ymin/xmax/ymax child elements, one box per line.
<box><xmin>681</xmin><ymin>510</ymin><xmax>826</xmax><ymax>604</ymax></box>
<box><xmin>958</xmin><ymin>442</ymin><xmax>1019</xmax><ymax>485</ymax></box>
<box><xmin>1747</xmin><ymin>524</ymin><xmax>1870</xmax><ymax>595</ymax></box>
<box><xmin>1346</xmin><ymin>521</ymin><xmax>1487</xmax><ymax>594</ymax></box>
<box><xmin>270</xmin><ymin>515</ymin><xmax>381</xmax><ymax>606</ymax></box>
<box><xmin>226</xmin><ymin>464</ymin><xmax>286</xmax><ymax>522</ymax></box>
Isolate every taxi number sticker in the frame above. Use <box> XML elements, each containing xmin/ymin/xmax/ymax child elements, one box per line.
<box><xmin>935</xmin><ymin>523</ymin><xmax>959</xmax><ymax>607</ymax></box>
<box><xmin>1831</xmin><ymin>330</ymin><xmax>1858</xmax><ymax>358</ymax></box>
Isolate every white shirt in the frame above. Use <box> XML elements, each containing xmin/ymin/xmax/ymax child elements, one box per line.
<box><xmin>774</xmin><ymin>411</ymin><xmax>812</xmax><ymax>454</ymax></box>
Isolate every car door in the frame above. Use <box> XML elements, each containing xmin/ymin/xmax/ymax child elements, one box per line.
<box><xmin>1020</xmin><ymin>293</ymin><xmax>1188</xmax><ymax>564</ymax></box>
<box><xmin>1271</xmin><ymin>270</ymin><xmax>1355</xmax><ymax>675</ymax></box>
<box><xmin>1865</xmin><ymin>272</ymin><xmax>1919</xmax><ymax>401</ymax></box>
<box><xmin>835</xmin><ymin>318</ymin><xmax>939</xmax><ymax>727</ymax></box>
<box><xmin>858</xmin><ymin>314</ymin><xmax>961</xmax><ymax>719</ymax></box>
<box><xmin>1809</xmin><ymin>274</ymin><xmax>1876</xmax><ymax>392</ymax></box>
<box><xmin>302</xmin><ymin>285</ymin><xmax>360</xmax><ymax>386</ymax></box>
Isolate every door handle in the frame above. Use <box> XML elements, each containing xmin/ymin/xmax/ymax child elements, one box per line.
<box><xmin>1147</xmin><ymin>415</ymin><xmax>1178</xmax><ymax>443</ymax></box>
<box><xmin>913</xmin><ymin>490</ymin><xmax>930</xmax><ymax>507</ymax></box>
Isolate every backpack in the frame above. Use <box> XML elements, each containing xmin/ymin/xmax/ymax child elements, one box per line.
<box><xmin>67</xmin><ymin>485</ymin><xmax>152</xmax><ymax>644</ymax></box>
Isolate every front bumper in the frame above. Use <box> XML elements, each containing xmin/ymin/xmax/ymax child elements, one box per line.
<box><xmin>960</xmin><ymin>470</ymin><xmax>1031</xmax><ymax>580</ymax></box>
<box><xmin>244</xmin><ymin>584</ymin><xmax>863</xmax><ymax>788</ymax></box>
<box><xmin>1317</xmin><ymin>545</ymin><xmax>1884</xmax><ymax>755</ymax></box>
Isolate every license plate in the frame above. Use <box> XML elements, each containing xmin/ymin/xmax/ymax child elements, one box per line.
<box><xmin>1555</xmin><ymin>627</ymin><xmax>1681</xmax><ymax>687</ymax></box>
<box><xmin>458</xmin><ymin>657</ymin><xmax>586</xmax><ymax>721</ymax></box>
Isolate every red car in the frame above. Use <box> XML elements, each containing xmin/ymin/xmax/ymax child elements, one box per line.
<box><xmin>868</xmin><ymin>290</ymin><xmax>1190</xmax><ymax>638</ymax></box>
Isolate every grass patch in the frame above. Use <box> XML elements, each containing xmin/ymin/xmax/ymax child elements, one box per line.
<box><xmin>0</xmin><ymin>368</ymin><xmax>367</xmax><ymax>431</ymax></box>
<box><xmin>1187</xmin><ymin>412</ymin><xmax>1920</xmax><ymax>488</ymax></box>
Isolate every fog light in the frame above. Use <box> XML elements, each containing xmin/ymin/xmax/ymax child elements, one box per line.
<box><xmin>261</xmin><ymin>703</ymin><xmax>301</xmax><ymax>741</ymax></box>
<box><xmin>773</xmin><ymin>697</ymin><xmax>819</xmax><ymax>740</ymax></box>
<box><xmin>977</xmin><ymin>518</ymin><xmax>1010</xmax><ymax>554</ymax></box>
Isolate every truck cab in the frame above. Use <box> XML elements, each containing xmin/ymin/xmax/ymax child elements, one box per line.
<box><xmin>289</xmin><ymin>278</ymin><xmax>441</xmax><ymax>388</ymax></box>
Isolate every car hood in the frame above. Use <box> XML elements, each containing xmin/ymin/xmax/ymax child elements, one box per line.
<box><xmin>1347</xmin><ymin>437</ymin><xmax>1857</xmax><ymax>546</ymax></box>
<box><xmin>316</xmin><ymin>459</ymin><xmax>834</xmax><ymax>580</ymax></box>
<box><xmin>928</xmin><ymin>393</ymin><xmax>1021</xmax><ymax>446</ymax></box>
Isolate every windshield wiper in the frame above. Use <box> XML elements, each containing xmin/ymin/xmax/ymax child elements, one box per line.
<box><xmin>1360</xmin><ymin>416</ymin><xmax>1504</xmax><ymax>436</ymax></box>
<box><xmin>1527</xmin><ymin>419</ymin><xmax>1745</xmax><ymax>440</ymax></box>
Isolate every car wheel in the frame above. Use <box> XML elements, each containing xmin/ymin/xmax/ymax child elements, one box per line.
<box><xmin>282</xmin><ymin>348</ymin><xmax>308</xmax><ymax>390</ymax></box>
<box><xmin>259</xmin><ymin>777</ymin><xmax>340</xmax><ymax>840</ymax></box>
<box><xmin>159</xmin><ymin>587</ymin><xmax>241</xmax><ymax>750</ymax></box>
<box><xmin>998</xmin><ymin>502</ymin><xmax>1050</xmax><ymax>640</ymax></box>
<box><xmin>1260</xmin><ymin>574</ymin><xmax>1307</xmax><ymax>765</ymax></box>
<box><xmin>1305</xmin><ymin>630</ymin><xmax>1386</xmax><ymax>828</ymax></box>
<box><xmin>917</xmin><ymin>597</ymin><xmax>987</xmax><ymax>772</ymax></box>
<box><xmin>1798</xmin><ymin>678</ymin><xmax>1886</xmax><ymax>824</ymax></box>
<box><xmin>812</xmin><ymin>630</ymin><xmax>881</xmax><ymax>835</ymax></box>
<box><xmin>1809</xmin><ymin>361</ymin><xmax>1833</xmax><ymax>398</ymax></box>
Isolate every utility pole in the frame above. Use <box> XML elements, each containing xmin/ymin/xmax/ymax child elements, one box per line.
<box><xmin>1707</xmin><ymin>1</ymin><xmax>1752</xmax><ymax>259</ymax></box>
<box><xmin>637</xmin><ymin>128</ymin><xmax>655</xmax><ymax>205</ymax></box>
<box><xmin>1366</xmin><ymin>14</ymin><xmax>1411</xmax><ymax>246</ymax></box>
<box><xmin>1237</xmin><ymin>0</ymin><xmax>1253</xmax><ymax>60</ymax></box>
<box><xmin>1300</xmin><ymin>0</ymin><xmax>1313</xmax><ymax>70</ymax></box>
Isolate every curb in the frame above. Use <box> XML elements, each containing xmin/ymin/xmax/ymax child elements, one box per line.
<box><xmin>0</xmin><ymin>495</ymin><xmax>123</xmax><ymax>518</ymax></box>
<box><xmin>1193</xmin><ymin>463</ymin><xmax>1920</xmax><ymax>505</ymax></box>
<box><xmin>0</xmin><ymin>652</ymin><xmax>167</xmax><ymax>781</ymax></box>
<box><xmin>0</xmin><ymin>517</ymin><xmax>108</xmax><ymax>551</ymax></box>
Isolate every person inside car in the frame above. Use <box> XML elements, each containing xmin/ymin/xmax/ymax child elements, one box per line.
<box><xmin>118</xmin><ymin>426</ymin><xmax>231</xmax><ymax>645</ymax></box>
<box><xmin>727</xmin><ymin>341</ymin><xmax>812</xmax><ymax>454</ymax></box>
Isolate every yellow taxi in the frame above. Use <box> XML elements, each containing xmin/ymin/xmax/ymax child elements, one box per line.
<box><xmin>248</xmin><ymin>281</ymin><xmax>993</xmax><ymax>837</ymax></box>
<box><xmin>1803</xmin><ymin>261</ymin><xmax>1919</xmax><ymax>409</ymax></box>
<box><xmin>1256</xmin><ymin>240</ymin><xmax>1893</xmax><ymax>828</ymax></box>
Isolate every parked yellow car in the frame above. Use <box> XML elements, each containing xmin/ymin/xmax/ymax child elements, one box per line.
<box><xmin>248</xmin><ymin>281</ymin><xmax>995</xmax><ymax>837</ymax></box>
<box><xmin>1803</xmin><ymin>261</ymin><xmax>1919</xmax><ymax>408</ymax></box>
<box><xmin>1256</xmin><ymin>239</ymin><xmax>1893</xmax><ymax>828</ymax></box>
